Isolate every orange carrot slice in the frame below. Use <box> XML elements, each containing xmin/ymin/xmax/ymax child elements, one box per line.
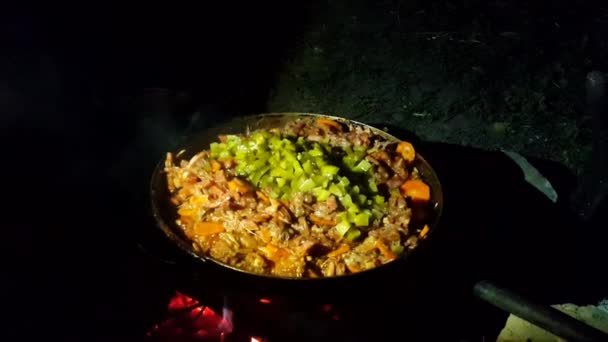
<box><xmin>309</xmin><ymin>214</ymin><xmax>337</xmax><ymax>227</ymax></box>
<box><xmin>259</xmin><ymin>244</ymin><xmax>289</xmax><ymax>261</ymax></box>
<box><xmin>400</xmin><ymin>179</ymin><xmax>430</xmax><ymax>203</ymax></box>
<box><xmin>375</xmin><ymin>240</ymin><xmax>397</xmax><ymax>261</ymax></box>
<box><xmin>396</xmin><ymin>141</ymin><xmax>416</xmax><ymax>163</ymax></box>
<box><xmin>177</xmin><ymin>207</ymin><xmax>195</xmax><ymax>217</ymax></box>
<box><xmin>189</xmin><ymin>195</ymin><xmax>208</xmax><ymax>207</ymax></box>
<box><xmin>228</xmin><ymin>178</ymin><xmax>252</xmax><ymax>194</ymax></box>
<box><xmin>193</xmin><ymin>222</ymin><xmax>225</xmax><ymax>236</ymax></box>
<box><xmin>327</xmin><ymin>244</ymin><xmax>351</xmax><ymax>258</ymax></box>
<box><xmin>419</xmin><ymin>224</ymin><xmax>430</xmax><ymax>239</ymax></box>
<box><xmin>210</xmin><ymin>160</ymin><xmax>222</xmax><ymax>172</ymax></box>
<box><xmin>256</xmin><ymin>191</ymin><xmax>269</xmax><ymax>202</ymax></box>
<box><xmin>315</xmin><ymin>118</ymin><xmax>343</xmax><ymax>131</ymax></box>
<box><xmin>346</xmin><ymin>263</ymin><xmax>361</xmax><ymax>273</ymax></box>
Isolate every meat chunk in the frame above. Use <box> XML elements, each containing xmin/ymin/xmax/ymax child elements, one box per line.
<box><xmin>389</xmin><ymin>156</ymin><xmax>408</xmax><ymax>179</ymax></box>
<box><xmin>293</xmin><ymin>216</ymin><xmax>310</xmax><ymax>235</ymax></box>
<box><xmin>272</xmin><ymin>254</ymin><xmax>306</xmax><ymax>277</ymax></box>
<box><xmin>209</xmin><ymin>238</ymin><xmax>237</xmax><ymax>262</ymax></box>
<box><xmin>285</xmin><ymin>120</ymin><xmax>309</xmax><ymax>136</ymax></box>
<box><xmin>386</xmin><ymin>175</ymin><xmax>405</xmax><ymax>189</ymax></box>
<box><xmin>290</xmin><ymin>192</ymin><xmax>311</xmax><ymax>218</ymax></box>
<box><xmin>240</xmin><ymin>253</ymin><xmax>269</xmax><ymax>274</ymax></box>
<box><xmin>347</xmin><ymin>129</ymin><xmax>371</xmax><ymax>147</ymax></box>
<box><xmin>373</xmin><ymin>164</ymin><xmax>390</xmax><ymax>184</ymax></box>
<box><xmin>313</xmin><ymin>195</ymin><xmax>339</xmax><ymax>218</ymax></box>
<box><xmin>370</xmin><ymin>150</ymin><xmax>390</xmax><ymax>163</ymax></box>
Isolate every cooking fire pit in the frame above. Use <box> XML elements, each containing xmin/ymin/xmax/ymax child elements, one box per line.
<box><xmin>130</xmin><ymin>72</ymin><xmax>608</xmax><ymax>342</ymax></box>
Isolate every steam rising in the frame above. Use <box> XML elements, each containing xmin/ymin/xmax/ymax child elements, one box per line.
<box><xmin>109</xmin><ymin>89</ymin><xmax>217</xmax><ymax>203</ymax></box>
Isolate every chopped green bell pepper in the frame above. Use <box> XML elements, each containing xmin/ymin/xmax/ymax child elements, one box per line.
<box><xmin>353</xmin><ymin>212</ymin><xmax>370</xmax><ymax>227</ymax></box>
<box><xmin>345</xmin><ymin>228</ymin><xmax>361</xmax><ymax>241</ymax></box>
<box><xmin>314</xmin><ymin>187</ymin><xmax>331</xmax><ymax>201</ymax></box>
<box><xmin>335</xmin><ymin>220</ymin><xmax>351</xmax><ymax>236</ymax></box>
<box><xmin>390</xmin><ymin>244</ymin><xmax>405</xmax><ymax>255</ymax></box>
<box><xmin>205</xmin><ymin>128</ymin><xmax>391</xmax><ymax>231</ymax></box>
<box><xmin>355</xmin><ymin>159</ymin><xmax>373</xmax><ymax>172</ymax></box>
<box><xmin>321</xmin><ymin>165</ymin><xmax>340</xmax><ymax>177</ymax></box>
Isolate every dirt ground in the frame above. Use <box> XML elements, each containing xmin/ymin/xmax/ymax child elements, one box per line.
<box><xmin>267</xmin><ymin>0</ymin><xmax>608</xmax><ymax>175</ymax></box>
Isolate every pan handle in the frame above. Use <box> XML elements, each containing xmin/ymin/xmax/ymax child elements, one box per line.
<box><xmin>473</xmin><ymin>280</ymin><xmax>608</xmax><ymax>341</ymax></box>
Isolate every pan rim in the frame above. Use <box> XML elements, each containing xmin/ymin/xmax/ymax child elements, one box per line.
<box><xmin>149</xmin><ymin>112</ymin><xmax>444</xmax><ymax>281</ymax></box>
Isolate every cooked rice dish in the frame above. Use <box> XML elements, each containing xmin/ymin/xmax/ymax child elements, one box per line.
<box><xmin>164</xmin><ymin>117</ymin><xmax>433</xmax><ymax>278</ymax></box>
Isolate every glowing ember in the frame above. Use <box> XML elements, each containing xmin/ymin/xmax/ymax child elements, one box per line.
<box><xmin>146</xmin><ymin>292</ymin><xmax>342</xmax><ymax>341</ymax></box>
<box><xmin>145</xmin><ymin>292</ymin><xmax>233</xmax><ymax>341</ymax></box>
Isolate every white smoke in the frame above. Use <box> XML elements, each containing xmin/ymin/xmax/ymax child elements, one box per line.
<box><xmin>219</xmin><ymin>295</ymin><xmax>234</xmax><ymax>334</ymax></box>
<box><xmin>108</xmin><ymin>89</ymin><xmax>219</xmax><ymax>202</ymax></box>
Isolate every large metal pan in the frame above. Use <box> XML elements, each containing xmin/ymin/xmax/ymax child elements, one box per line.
<box><xmin>149</xmin><ymin>113</ymin><xmax>443</xmax><ymax>299</ymax></box>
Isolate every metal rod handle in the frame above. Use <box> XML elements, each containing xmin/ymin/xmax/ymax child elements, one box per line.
<box><xmin>473</xmin><ymin>280</ymin><xmax>608</xmax><ymax>342</ymax></box>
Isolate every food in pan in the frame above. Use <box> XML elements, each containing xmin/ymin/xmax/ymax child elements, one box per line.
<box><xmin>164</xmin><ymin>117</ymin><xmax>434</xmax><ymax>278</ymax></box>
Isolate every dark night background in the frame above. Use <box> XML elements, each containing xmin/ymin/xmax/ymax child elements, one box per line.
<box><xmin>2</xmin><ymin>1</ymin><xmax>607</xmax><ymax>341</ymax></box>
<box><xmin>2</xmin><ymin>2</ymin><xmax>318</xmax><ymax>340</ymax></box>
